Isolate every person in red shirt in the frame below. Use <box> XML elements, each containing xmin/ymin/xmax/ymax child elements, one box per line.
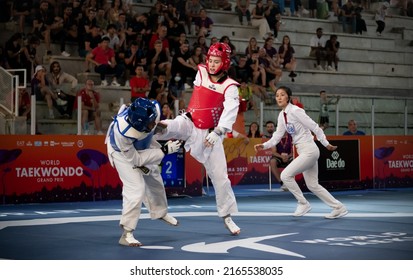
<box><xmin>129</xmin><ymin>65</ymin><xmax>150</xmax><ymax>102</ymax></box>
<box><xmin>86</xmin><ymin>37</ymin><xmax>124</xmax><ymax>86</ymax></box>
<box><xmin>75</xmin><ymin>80</ymin><xmax>103</xmax><ymax>134</ymax></box>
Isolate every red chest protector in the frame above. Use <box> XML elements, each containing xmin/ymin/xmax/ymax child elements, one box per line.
<box><xmin>187</xmin><ymin>66</ymin><xmax>238</xmax><ymax>129</ymax></box>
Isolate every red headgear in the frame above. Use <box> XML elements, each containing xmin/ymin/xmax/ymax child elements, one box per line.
<box><xmin>206</xmin><ymin>42</ymin><xmax>231</xmax><ymax>75</ymax></box>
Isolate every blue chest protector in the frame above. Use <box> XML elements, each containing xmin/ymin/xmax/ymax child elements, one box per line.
<box><xmin>109</xmin><ymin>108</ymin><xmax>154</xmax><ymax>152</ymax></box>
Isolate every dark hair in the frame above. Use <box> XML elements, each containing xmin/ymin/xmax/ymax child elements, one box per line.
<box><xmin>101</xmin><ymin>37</ymin><xmax>111</xmax><ymax>42</ymax></box>
<box><xmin>49</xmin><ymin>61</ymin><xmax>60</xmax><ymax>72</ymax></box>
<box><xmin>247</xmin><ymin>122</ymin><xmax>261</xmax><ymax>138</ymax></box>
<box><xmin>276</xmin><ymin>86</ymin><xmax>292</xmax><ymax>102</ymax></box>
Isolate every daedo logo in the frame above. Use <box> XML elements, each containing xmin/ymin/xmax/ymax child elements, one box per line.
<box><xmin>326</xmin><ymin>151</ymin><xmax>345</xmax><ymax>170</ymax></box>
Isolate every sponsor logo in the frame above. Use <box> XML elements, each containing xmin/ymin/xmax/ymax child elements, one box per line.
<box><xmin>326</xmin><ymin>151</ymin><xmax>345</xmax><ymax>170</ymax></box>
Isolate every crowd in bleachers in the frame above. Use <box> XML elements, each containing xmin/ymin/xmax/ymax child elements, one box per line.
<box><xmin>0</xmin><ymin>0</ymin><xmax>412</xmax><ymax>135</ymax></box>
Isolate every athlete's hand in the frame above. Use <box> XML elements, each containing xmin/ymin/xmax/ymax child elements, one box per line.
<box><xmin>254</xmin><ymin>144</ymin><xmax>264</xmax><ymax>153</ymax></box>
<box><xmin>326</xmin><ymin>144</ymin><xmax>337</xmax><ymax>151</ymax></box>
<box><xmin>205</xmin><ymin>131</ymin><xmax>220</xmax><ymax>147</ymax></box>
<box><xmin>161</xmin><ymin>140</ymin><xmax>182</xmax><ymax>154</ymax></box>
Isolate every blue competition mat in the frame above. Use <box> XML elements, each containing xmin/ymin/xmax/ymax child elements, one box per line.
<box><xmin>1</xmin><ymin>187</ymin><xmax>413</xmax><ymax>260</ymax></box>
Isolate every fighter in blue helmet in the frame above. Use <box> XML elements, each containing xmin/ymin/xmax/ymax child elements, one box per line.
<box><xmin>106</xmin><ymin>98</ymin><xmax>182</xmax><ymax>246</ymax></box>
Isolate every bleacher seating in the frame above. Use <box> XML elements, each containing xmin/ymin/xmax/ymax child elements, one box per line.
<box><xmin>0</xmin><ymin>0</ymin><xmax>412</xmax><ymax>135</ymax></box>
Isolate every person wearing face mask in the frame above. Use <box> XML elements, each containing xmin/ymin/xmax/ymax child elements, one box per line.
<box><xmin>155</xmin><ymin>43</ymin><xmax>241</xmax><ymax>236</ymax></box>
<box><xmin>106</xmin><ymin>98</ymin><xmax>182</xmax><ymax>246</ymax></box>
<box><xmin>254</xmin><ymin>86</ymin><xmax>348</xmax><ymax>219</ymax></box>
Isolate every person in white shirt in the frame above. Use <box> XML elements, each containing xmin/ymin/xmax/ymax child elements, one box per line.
<box><xmin>254</xmin><ymin>86</ymin><xmax>348</xmax><ymax>219</ymax></box>
<box><xmin>309</xmin><ymin>27</ymin><xmax>328</xmax><ymax>70</ymax></box>
<box><xmin>155</xmin><ymin>42</ymin><xmax>241</xmax><ymax>235</ymax></box>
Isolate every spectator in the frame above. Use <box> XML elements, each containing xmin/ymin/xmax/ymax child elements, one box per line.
<box><xmin>148</xmin><ymin>72</ymin><xmax>168</xmax><ymax>105</ymax></box>
<box><xmin>31</xmin><ymin>65</ymin><xmax>67</xmax><ymax>119</ymax></box>
<box><xmin>160</xmin><ymin>102</ymin><xmax>174</xmax><ymax>120</ymax></box>
<box><xmin>339</xmin><ymin>0</ymin><xmax>356</xmax><ymax>34</ymax></box>
<box><xmin>76</xmin><ymin>79</ymin><xmax>103</xmax><ymax>135</ymax></box>
<box><xmin>325</xmin><ymin>34</ymin><xmax>340</xmax><ymax>71</ymax></box>
<box><xmin>86</xmin><ymin>37</ymin><xmax>123</xmax><ymax>86</ymax></box>
<box><xmin>208</xmin><ymin>36</ymin><xmax>219</xmax><ymax>50</ymax></box>
<box><xmin>52</xmin><ymin>4</ymin><xmax>79</xmax><ymax>57</ymax></box>
<box><xmin>21</xmin><ymin>35</ymin><xmax>41</xmax><ymax>82</ymax></box>
<box><xmin>309</xmin><ymin>27</ymin><xmax>327</xmax><ymax>70</ymax></box>
<box><xmin>247</xmin><ymin>121</ymin><xmax>262</xmax><ymax>138</ymax></box>
<box><xmin>251</xmin><ymin>0</ymin><xmax>273</xmax><ymax>40</ymax></box>
<box><xmin>146</xmin><ymin>39</ymin><xmax>172</xmax><ymax>81</ymax></box>
<box><xmin>188</xmin><ymin>45</ymin><xmax>206</xmax><ymax>81</ymax></box>
<box><xmin>235</xmin><ymin>0</ymin><xmax>252</xmax><ymax>25</ymax></box>
<box><xmin>343</xmin><ymin>119</ymin><xmax>366</xmax><ymax>135</ymax></box>
<box><xmin>270</xmin><ymin>132</ymin><xmax>293</xmax><ymax>191</ymax></box>
<box><xmin>250</xmin><ymin>50</ymin><xmax>267</xmax><ymax>88</ymax></box>
<box><xmin>245</xmin><ymin>37</ymin><xmax>259</xmax><ymax>59</ymax></box>
<box><xmin>194</xmin><ymin>35</ymin><xmax>209</xmax><ymax>55</ymax></box>
<box><xmin>262</xmin><ymin>120</ymin><xmax>275</xmax><ymax>138</ymax></box>
<box><xmin>96</xmin><ymin>7</ymin><xmax>109</xmax><ymax>32</ymax></box>
<box><xmin>375</xmin><ymin>1</ymin><xmax>390</xmax><ymax>36</ymax></box>
<box><xmin>48</xmin><ymin>61</ymin><xmax>78</xmax><ymax>119</ymax></box>
<box><xmin>114</xmin><ymin>13</ymin><xmax>129</xmax><ymax>49</ymax></box>
<box><xmin>219</xmin><ymin>36</ymin><xmax>237</xmax><ymax>66</ymax></box>
<box><xmin>108</xmin><ymin>0</ymin><xmax>125</xmax><ymax>24</ymax></box>
<box><xmin>354</xmin><ymin>2</ymin><xmax>367</xmax><ymax>35</ymax></box>
<box><xmin>103</xmin><ymin>24</ymin><xmax>122</xmax><ymax>51</ymax></box>
<box><xmin>291</xmin><ymin>96</ymin><xmax>304</xmax><ymax>109</ymax></box>
<box><xmin>319</xmin><ymin>90</ymin><xmax>340</xmax><ymax>130</ymax></box>
<box><xmin>32</xmin><ymin>0</ymin><xmax>54</xmax><ymax>55</ymax></box>
<box><xmin>167</xmin><ymin>18</ymin><xmax>186</xmax><ymax>53</ymax></box>
<box><xmin>264</xmin><ymin>0</ymin><xmax>282</xmax><ymax>40</ymax></box>
<box><xmin>258</xmin><ymin>47</ymin><xmax>282</xmax><ymax>92</ymax></box>
<box><xmin>194</xmin><ymin>9</ymin><xmax>213</xmax><ymax>37</ymax></box>
<box><xmin>214</xmin><ymin>0</ymin><xmax>232</xmax><ymax>10</ymax></box>
<box><xmin>309</xmin><ymin>0</ymin><xmax>317</xmax><ymax>18</ymax></box>
<box><xmin>79</xmin><ymin>24</ymin><xmax>102</xmax><ymax>72</ymax></box>
<box><xmin>124</xmin><ymin>40</ymin><xmax>147</xmax><ymax>82</ymax></box>
<box><xmin>239</xmin><ymin>81</ymin><xmax>259</xmax><ymax>118</ymax></box>
<box><xmin>185</xmin><ymin>0</ymin><xmax>203</xmax><ymax>35</ymax></box>
<box><xmin>5</xmin><ymin>33</ymin><xmax>25</xmax><ymax>82</ymax></box>
<box><xmin>17</xmin><ymin>88</ymin><xmax>31</xmax><ymax>119</ymax></box>
<box><xmin>149</xmin><ymin>25</ymin><xmax>172</xmax><ymax>61</ymax></box>
<box><xmin>263</xmin><ymin>37</ymin><xmax>278</xmax><ymax>60</ymax></box>
<box><xmin>78</xmin><ymin>7</ymin><xmax>97</xmax><ymax>52</ymax></box>
<box><xmin>12</xmin><ymin>0</ymin><xmax>33</xmax><ymax>34</ymax></box>
<box><xmin>129</xmin><ymin>65</ymin><xmax>150</xmax><ymax>102</ymax></box>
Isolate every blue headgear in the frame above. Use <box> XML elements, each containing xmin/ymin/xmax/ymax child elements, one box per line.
<box><xmin>127</xmin><ymin>98</ymin><xmax>158</xmax><ymax>133</ymax></box>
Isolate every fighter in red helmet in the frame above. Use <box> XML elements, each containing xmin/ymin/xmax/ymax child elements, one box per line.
<box><xmin>155</xmin><ymin>42</ymin><xmax>241</xmax><ymax>235</ymax></box>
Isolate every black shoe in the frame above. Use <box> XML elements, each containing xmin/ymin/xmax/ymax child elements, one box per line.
<box><xmin>289</xmin><ymin>71</ymin><xmax>297</xmax><ymax>78</ymax></box>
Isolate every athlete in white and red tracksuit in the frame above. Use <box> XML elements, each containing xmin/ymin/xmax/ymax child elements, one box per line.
<box><xmin>106</xmin><ymin>98</ymin><xmax>182</xmax><ymax>246</ymax></box>
<box><xmin>255</xmin><ymin>86</ymin><xmax>348</xmax><ymax>219</ymax></box>
<box><xmin>155</xmin><ymin>42</ymin><xmax>241</xmax><ymax>235</ymax></box>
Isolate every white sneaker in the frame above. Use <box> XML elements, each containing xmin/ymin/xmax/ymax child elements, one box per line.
<box><xmin>316</xmin><ymin>65</ymin><xmax>323</xmax><ymax>70</ymax></box>
<box><xmin>325</xmin><ymin>205</ymin><xmax>348</xmax><ymax>219</ymax></box>
<box><xmin>111</xmin><ymin>80</ymin><xmax>121</xmax><ymax>86</ymax></box>
<box><xmin>119</xmin><ymin>231</ymin><xmax>142</xmax><ymax>247</ymax></box>
<box><xmin>61</xmin><ymin>51</ymin><xmax>70</xmax><ymax>57</ymax></box>
<box><xmin>160</xmin><ymin>214</ymin><xmax>179</xmax><ymax>226</ymax></box>
<box><xmin>223</xmin><ymin>215</ymin><xmax>240</xmax><ymax>235</ymax></box>
<box><xmin>56</xmin><ymin>98</ymin><xmax>67</xmax><ymax>106</ymax></box>
<box><xmin>327</xmin><ymin>65</ymin><xmax>335</xmax><ymax>71</ymax></box>
<box><xmin>293</xmin><ymin>202</ymin><xmax>312</xmax><ymax>217</ymax></box>
<box><xmin>101</xmin><ymin>80</ymin><xmax>108</xmax><ymax>86</ymax></box>
<box><xmin>301</xmin><ymin>8</ymin><xmax>310</xmax><ymax>15</ymax></box>
<box><xmin>124</xmin><ymin>80</ymin><xmax>130</xmax><ymax>88</ymax></box>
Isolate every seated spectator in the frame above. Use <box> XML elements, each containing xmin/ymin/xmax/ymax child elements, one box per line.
<box><xmin>31</xmin><ymin>65</ymin><xmax>67</xmax><ymax>119</ymax></box>
<box><xmin>185</xmin><ymin>0</ymin><xmax>203</xmax><ymax>35</ymax></box>
<box><xmin>167</xmin><ymin>18</ymin><xmax>187</xmax><ymax>53</ymax></box>
<box><xmin>32</xmin><ymin>0</ymin><xmax>55</xmax><ymax>55</ymax></box>
<box><xmin>235</xmin><ymin>0</ymin><xmax>252</xmax><ymax>25</ymax></box>
<box><xmin>17</xmin><ymin>88</ymin><xmax>31</xmax><ymax>119</ymax></box>
<box><xmin>309</xmin><ymin>27</ymin><xmax>327</xmax><ymax>70</ymax></box>
<box><xmin>291</xmin><ymin>96</ymin><xmax>304</xmax><ymax>109</ymax></box>
<box><xmin>262</xmin><ymin>120</ymin><xmax>275</xmax><ymax>138</ymax></box>
<box><xmin>258</xmin><ymin>47</ymin><xmax>282</xmax><ymax>92</ymax></box>
<box><xmin>194</xmin><ymin>9</ymin><xmax>213</xmax><ymax>37</ymax></box>
<box><xmin>113</xmin><ymin>13</ymin><xmax>129</xmax><ymax>50</ymax></box>
<box><xmin>343</xmin><ymin>119</ymin><xmax>365</xmax><ymax>135</ymax></box>
<box><xmin>173</xmin><ymin>33</ymin><xmax>188</xmax><ymax>55</ymax></box>
<box><xmin>21</xmin><ymin>35</ymin><xmax>41</xmax><ymax>82</ymax></box>
<box><xmin>86</xmin><ymin>37</ymin><xmax>123</xmax><ymax>86</ymax></box>
<box><xmin>245</xmin><ymin>37</ymin><xmax>259</xmax><ymax>59</ymax></box>
<box><xmin>78</xmin><ymin>7</ymin><xmax>97</xmax><ymax>53</ymax></box>
<box><xmin>149</xmin><ymin>25</ymin><xmax>172</xmax><ymax>61</ymax></box>
<box><xmin>160</xmin><ymin>103</ymin><xmax>174</xmax><ymax>120</ymax></box>
<box><xmin>264</xmin><ymin>0</ymin><xmax>282</xmax><ymax>40</ymax></box>
<box><xmin>103</xmin><ymin>24</ymin><xmax>122</xmax><ymax>51</ymax></box>
<box><xmin>12</xmin><ymin>0</ymin><xmax>33</xmax><ymax>34</ymax></box>
<box><xmin>129</xmin><ymin>65</ymin><xmax>150</xmax><ymax>102</ymax></box>
<box><xmin>339</xmin><ymin>0</ymin><xmax>356</xmax><ymax>34</ymax></box>
<box><xmin>79</xmin><ymin>24</ymin><xmax>102</xmax><ymax>72</ymax></box>
<box><xmin>48</xmin><ymin>61</ymin><xmax>78</xmax><ymax>119</ymax></box>
<box><xmin>325</xmin><ymin>34</ymin><xmax>340</xmax><ymax>71</ymax></box>
<box><xmin>247</xmin><ymin>121</ymin><xmax>262</xmax><ymax>138</ymax></box>
<box><xmin>278</xmin><ymin>35</ymin><xmax>297</xmax><ymax>81</ymax></box>
<box><xmin>270</xmin><ymin>132</ymin><xmax>293</xmax><ymax>191</ymax></box>
<box><xmin>96</xmin><ymin>7</ymin><xmax>109</xmax><ymax>33</ymax></box>
<box><xmin>148</xmin><ymin>72</ymin><xmax>168</xmax><ymax>105</ymax></box>
<box><xmin>263</xmin><ymin>37</ymin><xmax>278</xmax><ymax>60</ymax></box>
<box><xmin>188</xmin><ymin>45</ymin><xmax>206</xmax><ymax>81</ymax></box>
<box><xmin>52</xmin><ymin>4</ymin><xmax>78</xmax><ymax>57</ymax></box>
<box><xmin>219</xmin><ymin>36</ymin><xmax>238</xmax><ymax>65</ymax></box>
<box><xmin>5</xmin><ymin>33</ymin><xmax>26</xmax><ymax>82</ymax></box>
<box><xmin>214</xmin><ymin>0</ymin><xmax>232</xmax><ymax>11</ymax></box>
<box><xmin>251</xmin><ymin>0</ymin><xmax>273</xmax><ymax>40</ymax></box>
<box><xmin>108</xmin><ymin>0</ymin><xmax>126</xmax><ymax>24</ymax></box>
<box><xmin>147</xmin><ymin>39</ymin><xmax>172</xmax><ymax>81</ymax></box>
<box><xmin>250</xmin><ymin>51</ymin><xmax>267</xmax><ymax>88</ymax></box>
<box><xmin>76</xmin><ymin>80</ymin><xmax>103</xmax><ymax>135</ymax></box>
<box><xmin>124</xmin><ymin>40</ymin><xmax>147</xmax><ymax>83</ymax></box>
<box><xmin>238</xmin><ymin>81</ymin><xmax>258</xmax><ymax>118</ymax></box>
